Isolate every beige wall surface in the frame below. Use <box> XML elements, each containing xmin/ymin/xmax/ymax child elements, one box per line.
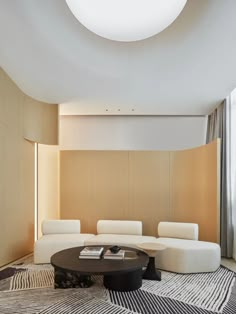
<box><xmin>38</xmin><ymin>144</ymin><xmax>60</xmax><ymax>238</ymax></box>
<box><xmin>128</xmin><ymin>151</ymin><xmax>171</xmax><ymax>237</ymax></box>
<box><xmin>60</xmin><ymin>141</ymin><xmax>219</xmax><ymax>242</ymax></box>
<box><xmin>171</xmin><ymin>141</ymin><xmax>220</xmax><ymax>242</ymax></box>
<box><xmin>0</xmin><ymin>68</ymin><xmax>34</xmax><ymax>266</ymax></box>
<box><xmin>24</xmin><ymin>98</ymin><xmax>58</xmax><ymax>145</ymax></box>
<box><xmin>59</xmin><ymin>115</ymin><xmax>207</xmax><ymax>151</ymax></box>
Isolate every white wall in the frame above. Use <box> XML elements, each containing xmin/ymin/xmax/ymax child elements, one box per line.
<box><xmin>60</xmin><ymin>116</ymin><xmax>207</xmax><ymax>151</ymax></box>
<box><xmin>38</xmin><ymin>144</ymin><xmax>60</xmax><ymax>237</ymax></box>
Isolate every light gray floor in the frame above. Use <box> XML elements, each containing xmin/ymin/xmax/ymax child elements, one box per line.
<box><xmin>221</xmin><ymin>258</ymin><xmax>236</xmax><ymax>272</ymax></box>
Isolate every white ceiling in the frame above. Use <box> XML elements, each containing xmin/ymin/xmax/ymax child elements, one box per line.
<box><xmin>0</xmin><ymin>0</ymin><xmax>236</xmax><ymax>115</ymax></box>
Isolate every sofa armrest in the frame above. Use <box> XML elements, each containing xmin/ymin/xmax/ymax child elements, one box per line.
<box><xmin>42</xmin><ymin>220</ymin><xmax>81</xmax><ymax>235</ymax></box>
<box><xmin>158</xmin><ymin>222</ymin><xmax>199</xmax><ymax>240</ymax></box>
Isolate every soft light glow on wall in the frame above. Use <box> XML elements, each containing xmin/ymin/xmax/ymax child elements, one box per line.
<box><xmin>65</xmin><ymin>0</ymin><xmax>187</xmax><ymax>42</ymax></box>
<box><xmin>34</xmin><ymin>143</ymin><xmax>38</xmax><ymax>242</ymax></box>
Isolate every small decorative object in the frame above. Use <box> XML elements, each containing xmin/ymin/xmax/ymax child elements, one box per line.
<box><xmin>109</xmin><ymin>245</ymin><xmax>121</xmax><ymax>254</ymax></box>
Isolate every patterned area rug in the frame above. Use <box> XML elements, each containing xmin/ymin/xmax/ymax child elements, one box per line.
<box><xmin>0</xmin><ymin>263</ymin><xmax>235</xmax><ymax>314</ymax></box>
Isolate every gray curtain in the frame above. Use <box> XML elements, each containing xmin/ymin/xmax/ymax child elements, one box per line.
<box><xmin>206</xmin><ymin>99</ymin><xmax>233</xmax><ymax>257</ymax></box>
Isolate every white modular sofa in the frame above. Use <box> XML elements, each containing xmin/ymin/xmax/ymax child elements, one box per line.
<box><xmin>85</xmin><ymin>220</ymin><xmax>156</xmax><ymax>247</ymax></box>
<box><xmin>34</xmin><ymin>219</ymin><xmax>221</xmax><ymax>274</ymax></box>
<box><xmin>155</xmin><ymin>222</ymin><xmax>221</xmax><ymax>273</ymax></box>
<box><xmin>34</xmin><ymin>219</ymin><xmax>153</xmax><ymax>264</ymax></box>
<box><xmin>34</xmin><ymin>220</ymin><xmax>94</xmax><ymax>264</ymax></box>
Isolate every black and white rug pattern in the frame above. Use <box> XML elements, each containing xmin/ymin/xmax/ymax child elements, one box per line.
<box><xmin>0</xmin><ymin>263</ymin><xmax>235</xmax><ymax>314</ymax></box>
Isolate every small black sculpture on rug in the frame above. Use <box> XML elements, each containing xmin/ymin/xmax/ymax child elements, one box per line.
<box><xmin>54</xmin><ymin>268</ymin><xmax>93</xmax><ymax>288</ymax></box>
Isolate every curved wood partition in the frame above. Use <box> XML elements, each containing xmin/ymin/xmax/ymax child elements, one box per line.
<box><xmin>60</xmin><ymin>140</ymin><xmax>220</xmax><ymax>243</ymax></box>
<box><xmin>171</xmin><ymin>140</ymin><xmax>220</xmax><ymax>242</ymax></box>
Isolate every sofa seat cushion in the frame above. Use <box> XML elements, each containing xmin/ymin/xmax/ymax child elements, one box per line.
<box><xmin>155</xmin><ymin>237</ymin><xmax>221</xmax><ymax>273</ymax></box>
<box><xmin>84</xmin><ymin>234</ymin><xmax>156</xmax><ymax>248</ymax></box>
<box><xmin>34</xmin><ymin>234</ymin><xmax>94</xmax><ymax>264</ymax></box>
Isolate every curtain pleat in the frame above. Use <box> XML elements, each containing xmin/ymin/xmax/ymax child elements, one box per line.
<box><xmin>206</xmin><ymin>99</ymin><xmax>233</xmax><ymax>257</ymax></box>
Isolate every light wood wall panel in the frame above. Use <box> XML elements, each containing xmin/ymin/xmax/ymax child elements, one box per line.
<box><xmin>128</xmin><ymin>152</ymin><xmax>171</xmax><ymax>236</ymax></box>
<box><xmin>60</xmin><ymin>151</ymin><xmax>94</xmax><ymax>232</ymax></box>
<box><xmin>60</xmin><ymin>151</ymin><xmax>129</xmax><ymax>234</ymax></box>
<box><xmin>24</xmin><ymin>98</ymin><xmax>58</xmax><ymax>145</ymax></box>
<box><xmin>171</xmin><ymin>140</ymin><xmax>220</xmax><ymax>242</ymax></box>
<box><xmin>0</xmin><ymin>68</ymin><xmax>34</xmax><ymax>266</ymax></box>
<box><xmin>88</xmin><ymin>151</ymin><xmax>129</xmax><ymax>233</ymax></box>
<box><xmin>60</xmin><ymin>141</ymin><xmax>219</xmax><ymax>242</ymax></box>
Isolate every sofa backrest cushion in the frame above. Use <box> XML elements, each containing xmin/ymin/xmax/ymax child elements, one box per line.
<box><xmin>97</xmin><ymin>220</ymin><xmax>142</xmax><ymax>235</ymax></box>
<box><xmin>42</xmin><ymin>220</ymin><xmax>81</xmax><ymax>235</ymax></box>
<box><xmin>158</xmin><ymin>222</ymin><xmax>198</xmax><ymax>240</ymax></box>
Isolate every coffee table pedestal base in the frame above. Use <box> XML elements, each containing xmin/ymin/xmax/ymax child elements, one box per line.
<box><xmin>104</xmin><ymin>269</ymin><xmax>142</xmax><ymax>291</ymax></box>
<box><xmin>143</xmin><ymin>257</ymin><xmax>161</xmax><ymax>281</ymax></box>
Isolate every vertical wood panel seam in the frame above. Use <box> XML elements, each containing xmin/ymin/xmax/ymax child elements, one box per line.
<box><xmin>169</xmin><ymin>151</ymin><xmax>172</xmax><ymax>222</ymax></box>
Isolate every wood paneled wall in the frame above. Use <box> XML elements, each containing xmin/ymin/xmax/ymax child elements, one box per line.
<box><xmin>0</xmin><ymin>67</ymin><xmax>59</xmax><ymax>267</ymax></box>
<box><xmin>171</xmin><ymin>141</ymin><xmax>220</xmax><ymax>242</ymax></box>
<box><xmin>0</xmin><ymin>68</ymin><xmax>34</xmax><ymax>266</ymax></box>
<box><xmin>60</xmin><ymin>140</ymin><xmax>219</xmax><ymax>242</ymax></box>
<box><xmin>24</xmin><ymin>97</ymin><xmax>58</xmax><ymax>145</ymax></box>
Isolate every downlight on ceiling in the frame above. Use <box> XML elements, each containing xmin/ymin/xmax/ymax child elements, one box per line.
<box><xmin>65</xmin><ymin>0</ymin><xmax>187</xmax><ymax>42</ymax></box>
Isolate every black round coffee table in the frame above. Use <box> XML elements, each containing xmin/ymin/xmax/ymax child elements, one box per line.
<box><xmin>51</xmin><ymin>245</ymin><xmax>148</xmax><ymax>291</ymax></box>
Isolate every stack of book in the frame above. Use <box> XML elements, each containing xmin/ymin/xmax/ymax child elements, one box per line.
<box><xmin>79</xmin><ymin>246</ymin><xmax>104</xmax><ymax>259</ymax></box>
<box><xmin>103</xmin><ymin>249</ymin><xmax>125</xmax><ymax>260</ymax></box>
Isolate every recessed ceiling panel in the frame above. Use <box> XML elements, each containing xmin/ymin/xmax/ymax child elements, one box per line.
<box><xmin>0</xmin><ymin>0</ymin><xmax>235</xmax><ymax>115</ymax></box>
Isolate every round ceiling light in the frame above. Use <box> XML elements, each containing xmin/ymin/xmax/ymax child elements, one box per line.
<box><xmin>65</xmin><ymin>0</ymin><xmax>187</xmax><ymax>42</ymax></box>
